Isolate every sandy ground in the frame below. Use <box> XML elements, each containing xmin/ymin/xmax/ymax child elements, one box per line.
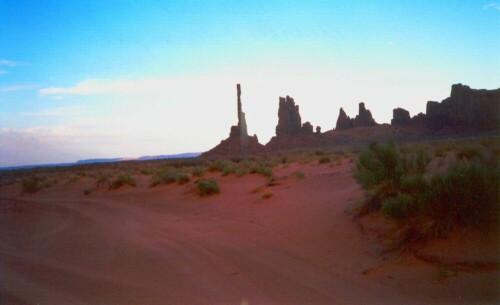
<box><xmin>0</xmin><ymin>160</ymin><xmax>498</xmax><ymax>305</ymax></box>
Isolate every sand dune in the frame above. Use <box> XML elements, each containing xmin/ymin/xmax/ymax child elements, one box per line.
<box><xmin>1</xmin><ymin>160</ymin><xmax>498</xmax><ymax>304</ymax></box>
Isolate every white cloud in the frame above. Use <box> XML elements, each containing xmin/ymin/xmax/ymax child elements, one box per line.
<box><xmin>0</xmin><ymin>69</ymin><xmax>7</xmax><ymax>75</ymax></box>
<box><xmin>0</xmin><ymin>84</ymin><xmax>37</xmax><ymax>93</ymax></box>
<box><xmin>484</xmin><ymin>3</ymin><xmax>500</xmax><ymax>10</ymax></box>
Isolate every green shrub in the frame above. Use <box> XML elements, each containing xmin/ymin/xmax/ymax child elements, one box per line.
<box><xmin>197</xmin><ymin>178</ymin><xmax>220</xmax><ymax>196</ymax></box>
<box><xmin>21</xmin><ymin>177</ymin><xmax>43</xmax><ymax>193</ymax></box>
<box><xmin>208</xmin><ymin>160</ymin><xmax>233</xmax><ymax>173</ymax></box>
<box><xmin>234</xmin><ymin>166</ymin><xmax>248</xmax><ymax>177</ymax></box>
<box><xmin>457</xmin><ymin>145</ymin><xmax>484</xmax><ymax>161</ymax></box>
<box><xmin>96</xmin><ymin>172</ymin><xmax>111</xmax><ymax>184</ymax></box>
<box><xmin>191</xmin><ymin>166</ymin><xmax>206</xmax><ymax>177</ymax></box>
<box><xmin>381</xmin><ymin>192</ymin><xmax>414</xmax><ymax>219</ymax></box>
<box><xmin>222</xmin><ymin>163</ymin><xmax>236</xmax><ymax>176</ymax></box>
<box><xmin>176</xmin><ymin>172</ymin><xmax>191</xmax><ymax>185</ymax></box>
<box><xmin>140</xmin><ymin>167</ymin><xmax>154</xmax><ymax>175</ymax></box>
<box><xmin>150</xmin><ymin>168</ymin><xmax>178</xmax><ymax>186</ymax></box>
<box><xmin>258</xmin><ymin>166</ymin><xmax>273</xmax><ymax>177</ymax></box>
<box><xmin>426</xmin><ymin>161</ymin><xmax>499</xmax><ymax>231</ymax></box>
<box><xmin>354</xmin><ymin>141</ymin><xmax>402</xmax><ymax>189</ymax></box>
<box><xmin>399</xmin><ymin>175</ymin><xmax>428</xmax><ymax>195</ymax></box>
<box><xmin>109</xmin><ymin>174</ymin><xmax>136</xmax><ymax>190</ymax></box>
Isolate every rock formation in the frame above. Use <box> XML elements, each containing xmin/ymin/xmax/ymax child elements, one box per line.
<box><xmin>424</xmin><ymin>84</ymin><xmax>499</xmax><ymax>129</ymax></box>
<box><xmin>352</xmin><ymin>102</ymin><xmax>378</xmax><ymax>127</ymax></box>
<box><xmin>335</xmin><ymin>103</ymin><xmax>377</xmax><ymax>130</ymax></box>
<box><xmin>205</xmin><ymin>83</ymin><xmax>498</xmax><ymax>156</ymax></box>
<box><xmin>302</xmin><ymin>121</ymin><xmax>314</xmax><ymax>134</ymax></box>
<box><xmin>275</xmin><ymin>96</ymin><xmax>302</xmax><ymax>136</ymax></box>
<box><xmin>203</xmin><ymin>84</ymin><xmax>264</xmax><ymax>156</ymax></box>
<box><xmin>391</xmin><ymin>108</ymin><xmax>411</xmax><ymax>126</ymax></box>
<box><xmin>335</xmin><ymin>108</ymin><xmax>353</xmax><ymax>130</ymax></box>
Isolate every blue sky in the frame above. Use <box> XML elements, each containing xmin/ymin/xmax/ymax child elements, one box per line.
<box><xmin>1</xmin><ymin>0</ymin><xmax>499</xmax><ymax>166</ymax></box>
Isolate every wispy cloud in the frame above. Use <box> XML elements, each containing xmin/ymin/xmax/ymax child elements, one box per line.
<box><xmin>0</xmin><ymin>70</ymin><xmax>7</xmax><ymax>75</ymax></box>
<box><xmin>0</xmin><ymin>84</ymin><xmax>37</xmax><ymax>93</ymax></box>
<box><xmin>39</xmin><ymin>76</ymin><xmax>234</xmax><ymax>96</ymax></box>
<box><xmin>0</xmin><ymin>59</ymin><xmax>21</xmax><ymax>67</ymax></box>
<box><xmin>484</xmin><ymin>3</ymin><xmax>500</xmax><ymax>10</ymax></box>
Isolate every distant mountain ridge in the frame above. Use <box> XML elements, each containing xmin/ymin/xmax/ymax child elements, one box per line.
<box><xmin>1</xmin><ymin>152</ymin><xmax>202</xmax><ymax>171</ymax></box>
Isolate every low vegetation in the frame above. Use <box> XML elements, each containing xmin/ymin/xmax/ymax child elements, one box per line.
<box><xmin>21</xmin><ymin>177</ymin><xmax>47</xmax><ymax>193</ymax></box>
<box><xmin>150</xmin><ymin>167</ymin><xmax>191</xmax><ymax>186</ymax></box>
<box><xmin>355</xmin><ymin>139</ymin><xmax>499</xmax><ymax>235</ymax></box>
<box><xmin>109</xmin><ymin>174</ymin><xmax>136</xmax><ymax>190</ymax></box>
<box><xmin>197</xmin><ymin>178</ymin><xmax>220</xmax><ymax>196</ymax></box>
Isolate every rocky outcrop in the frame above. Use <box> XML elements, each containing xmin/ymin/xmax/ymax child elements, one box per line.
<box><xmin>391</xmin><ymin>108</ymin><xmax>411</xmax><ymax>126</ymax></box>
<box><xmin>302</xmin><ymin>121</ymin><xmax>314</xmax><ymax>134</ymax></box>
<box><xmin>335</xmin><ymin>108</ymin><xmax>353</xmax><ymax>130</ymax></box>
<box><xmin>425</xmin><ymin>84</ymin><xmax>499</xmax><ymax>129</ymax></box>
<box><xmin>203</xmin><ymin>84</ymin><xmax>264</xmax><ymax>156</ymax></box>
<box><xmin>276</xmin><ymin>96</ymin><xmax>302</xmax><ymax>136</ymax></box>
<box><xmin>352</xmin><ymin>102</ymin><xmax>377</xmax><ymax>127</ymax></box>
<box><xmin>335</xmin><ymin>103</ymin><xmax>377</xmax><ymax>130</ymax></box>
<box><xmin>205</xmin><ymin>83</ymin><xmax>498</xmax><ymax>156</ymax></box>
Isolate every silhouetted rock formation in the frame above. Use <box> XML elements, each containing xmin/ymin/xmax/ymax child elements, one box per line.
<box><xmin>424</xmin><ymin>84</ymin><xmax>499</xmax><ymax>129</ymax></box>
<box><xmin>276</xmin><ymin>96</ymin><xmax>302</xmax><ymax>136</ymax></box>
<box><xmin>352</xmin><ymin>102</ymin><xmax>377</xmax><ymax>127</ymax></box>
<box><xmin>391</xmin><ymin>108</ymin><xmax>411</xmax><ymax>126</ymax></box>
<box><xmin>265</xmin><ymin>95</ymin><xmax>323</xmax><ymax>151</ymax></box>
<box><xmin>335</xmin><ymin>103</ymin><xmax>377</xmax><ymax>130</ymax></box>
<box><xmin>205</xmin><ymin>83</ymin><xmax>498</xmax><ymax>156</ymax></box>
<box><xmin>302</xmin><ymin>121</ymin><xmax>314</xmax><ymax>134</ymax></box>
<box><xmin>203</xmin><ymin>84</ymin><xmax>264</xmax><ymax>156</ymax></box>
<box><xmin>335</xmin><ymin>108</ymin><xmax>353</xmax><ymax>130</ymax></box>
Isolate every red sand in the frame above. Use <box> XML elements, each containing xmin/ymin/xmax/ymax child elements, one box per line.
<box><xmin>0</xmin><ymin>160</ymin><xmax>498</xmax><ymax>304</ymax></box>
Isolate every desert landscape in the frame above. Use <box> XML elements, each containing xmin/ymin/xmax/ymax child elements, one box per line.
<box><xmin>1</xmin><ymin>2</ymin><xmax>499</xmax><ymax>304</ymax></box>
<box><xmin>1</xmin><ymin>119</ymin><xmax>499</xmax><ymax>304</ymax></box>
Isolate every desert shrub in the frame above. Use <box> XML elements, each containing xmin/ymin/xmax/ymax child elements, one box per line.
<box><xmin>357</xmin><ymin>140</ymin><xmax>499</xmax><ymax>234</ymax></box>
<box><xmin>197</xmin><ymin>178</ymin><xmax>220</xmax><ymax>196</ymax></box>
<box><xmin>149</xmin><ymin>166</ymin><xmax>191</xmax><ymax>187</ymax></box>
<box><xmin>257</xmin><ymin>165</ymin><xmax>273</xmax><ymax>177</ymax></box>
<box><xmin>208</xmin><ymin>160</ymin><xmax>233</xmax><ymax>173</ymax></box>
<box><xmin>176</xmin><ymin>172</ymin><xmax>191</xmax><ymax>185</ymax></box>
<box><xmin>84</xmin><ymin>189</ymin><xmax>92</xmax><ymax>195</ymax></box>
<box><xmin>414</xmin><ymin>149</ymin><xmax>430</xmax><ymax>174</ymax></box>
<box><xmin>319</xmin><ymin>156</ymin><xmax>331</xmax><ymax>164</ymax></box>
<box><xmin>399</xmin><ymin>175</ymin><xmax>428</xmax><ymax>195</ymax></box>
<box><xmin>221</xmin><ymin>163</ymin><xmax>236</xmax><ymax>176</ymax></box>
<box><xmin>96</xmin><ymin>172</ymin><xmax>111</xmax><ymax>184</ymax></box>
<box><xmin>381</xmin><ymin>192</ymin><xmax>414</xmax><ymax>219</ymax></box>
<box><xmin>21</xmin><ymin>177</ymin><xmax>44</xmax><ymax>193</ymax></box>
<box><xmin>150</xmin><ymin>168</ymin><xmax>179</xmax><ymax>186</ymax></box>
<box><xmin>140</xmin><ymin>167</ymin><xmax>154</xmax><ymax>175</ymax></box>
<box><xmin>456</xmin><ymin>145</ymin><xmax>485</xmax><ymax>162</ymax></box>
<box><xmin>425</xmin><ymin>161</ymin><xmax>499</xmax><ymax>231</ymax></box>
<box><xmin>354</xmin><ymin>141</ymin><xmax>402</xmax><ymax>189</ymax></box>
<box><xmin>234</xmin><ymin>166</ymin><xmax>248</xmax><ymax>177</ymax></box>
<box><xmin>109</xmin><ymin>174</ymin><xmax>136</xmax><ymax>190</ymax></box>
<box><xmin>191</xmin><ymin>166</ymin><xmax>206</xmax><ymax>177</ymax></box>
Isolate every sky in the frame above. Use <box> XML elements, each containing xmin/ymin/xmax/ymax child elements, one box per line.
<box><xmin>1</xmin><ymin>0</ymin><xmax>499</xmax><ymax>167</ymax></box>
